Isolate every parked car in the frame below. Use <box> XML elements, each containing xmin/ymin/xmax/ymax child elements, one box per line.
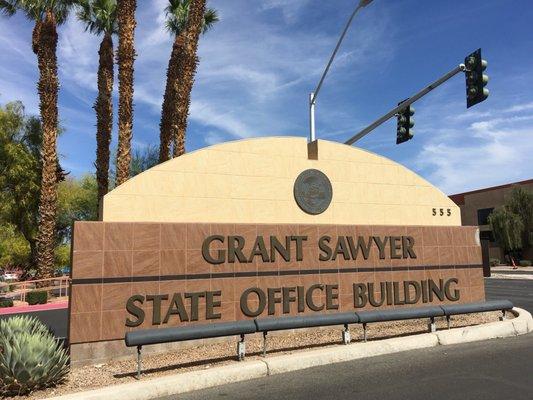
<box><xmin>54</xmin><ymin>266</ymin><xmax>70</xmax><ymax>277</ymax></box>
<box><xmin>2</xmin><ymin>272</ymin><xmax>19</xmax><ymax>281</ymax></box>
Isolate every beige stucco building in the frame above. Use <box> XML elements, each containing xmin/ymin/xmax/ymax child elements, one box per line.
<box><xmin>449</xmin><ymin>179</ymin><xmax>533</xmax><ymax>262</ymax></box>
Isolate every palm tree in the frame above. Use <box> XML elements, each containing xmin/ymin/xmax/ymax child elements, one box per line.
<box><xmin>76</xmin><ymin>0</ymin><xmax>117</xmax><ymax>216</ymax></box>
<box><xmin>172</xmin><ymin>0</ymin><xmax>209</xmax><ymax>158</ymax></box>
<box><xmin>114</xmin><ymin>0</ymin><xmax>135</xmax><ymax>186</ymax></box>
<box><xmin>158</xmin><ymin>0</ymin><xmax>217</xmax><ymax>162</ymax></box>
<box><xmin>0</xmin><ymin>0</ymin><xmax>74</xmax><ymax>279</ymax></box>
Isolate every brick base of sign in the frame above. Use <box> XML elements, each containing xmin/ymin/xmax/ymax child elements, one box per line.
<box><xmin>69</xmin><ymin>222</ymin><xmax>484</xmax><ymax>362</ymax></box>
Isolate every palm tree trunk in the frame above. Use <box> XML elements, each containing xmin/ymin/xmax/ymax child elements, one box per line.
<box><xmin>31</xmin><ymin>20</ymin><xmax>42</xmax><ymax>54</ymax></box>
<box><xmin>95</xmin><ymin>33</ymin><xmax>114</xmax><ymax>216</ymax></box>
<box><xmin>115</xmin><ymin>0</ymin><xmax>137</xmax><ymax>186</ymax></box>
<box><xmin>172</xmin><ymin>0</ymin><xmax>206</xmax><ymax>158</ymax></box>
<box><xmin>35</xmin><ymin>11</ymin><xmax>59</xmax><ymax>280</ymax></box>
<box><xmin>172</xmin><ymin>54</ymin><xmax>198</xmax><ymax>157</ymax></box>
<box><xmin>159</xmin><ymin>33</ymin><xmax>185</xmax><ymax>163</ymax></box>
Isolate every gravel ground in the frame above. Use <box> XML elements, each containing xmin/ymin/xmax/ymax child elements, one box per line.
<box><xmin>5</xmin><ymin>311</ymin><xmax>505</xmax><ymax>400</ymax></box>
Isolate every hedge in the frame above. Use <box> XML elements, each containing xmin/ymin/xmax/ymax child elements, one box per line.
<box><xmin>27</xmin><ymin>291</ymin><xmax>48</xmax><ymax>305</ymax></box>
<box><xmin>0</xmin><ymin>297</ymin><xmax>14</xmax><ymax>308</ymax></box>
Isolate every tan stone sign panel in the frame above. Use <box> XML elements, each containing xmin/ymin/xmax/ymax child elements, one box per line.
<box><xmin>69</xmin><ymin>222</ymin><xmax>484</xmax><ymax>345</ymax></box>
<box><xmin>101</xmin><ymin>137</ymin><xmax>462</xmax><ymax>226</ymax></box>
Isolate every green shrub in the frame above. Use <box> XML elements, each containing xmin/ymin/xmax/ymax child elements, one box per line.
<box><xmin>0</xmin><ymin>316</ymin><xmax>69</xmax><ymax>396</ymax></box>
<box><xmin>26</xmin><ymin>291</ymin><xmax>48</xmax><ymax>305</ymax></box>
<box><xmin>489</xmin><ymin>258</ymin><xmax>500</xmax><ymax>267</ymax></box>
<box><xmin>0</xmin><ymin>297</ymin><xmax>13</xmax><ymax>308</ymax></box>
<box><xmin>519</xmin><ymin>259</ymin><xmax>532</xmax><ymax>267</ymax></box>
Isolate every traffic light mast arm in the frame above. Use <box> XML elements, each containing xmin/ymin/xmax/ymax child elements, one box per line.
<box><xmin>344</xmin><ymin>63</ymin><xmax>466</xmax><ymax>146</ymax></box>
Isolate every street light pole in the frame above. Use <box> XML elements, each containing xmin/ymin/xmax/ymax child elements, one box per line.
<box><xmin>309</xmin><ymin>92</ymin><xmax>316</xmax><ymax>141</ymax></box>
<box><xmin>309</xmin><ymin>0</ymin><xmax>374</xmax><ymax>142</ymax></box>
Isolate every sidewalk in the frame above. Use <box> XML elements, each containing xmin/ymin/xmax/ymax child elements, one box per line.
<box><xmin>0</xmin><ymin>300</ymin><xmax>68</xmax><ymax>315</ymax></box>
<box><xmin>491</xmin><ymin>266</ymin><xmax>533</xmax><ymax>273</ymax></box>
<box><xmin>488</xmin><ymin>266</ymin><xmax>533</xmax><ymax>280</ymax></box>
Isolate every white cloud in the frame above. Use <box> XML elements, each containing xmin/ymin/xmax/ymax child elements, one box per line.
<box><xmin>0</xmin><ymin>66</ymin><xmax>39</xmax><ymax>114</ymax></box>
<box><xmin>190</xmin><ymin>100</ymin><xmax>254</xmax><ymax>139</ymax></box>
<box><xmin>204</xmin><ymin>131</ymin><xmax>226</xmax><ymax>146</ymax></box>
<box><xmin>260</xmin><ymin>0</ymin><xmax>311</xmax><ymax>23</ymax></box>
<box><xmin>58</xmin><ymin>20</ymin><xmax>97</xmax><ymax>81</ymax></box>
<box><xmin>126</xmin><ymin>0</ymin><xmax>394</xmax><ymax>146</ymax></box>
<box><xmin>503</xmin><ymin>101</ymin><xmax>533</xmax><ymax>113</ymax></box>
<box><xmin>470</xmin><ymin>115</ymin><xmax>533</xmax><ymax>136</ymax></box>
<box><xmin>416</xmin><ymin>100</ymin><xmax>533</xmax><ymax>194</ymax></box>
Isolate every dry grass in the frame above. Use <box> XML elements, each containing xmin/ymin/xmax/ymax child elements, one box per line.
<box><xmin>6</xmin><ymin>311</ymin><xmax>505</xmax><ymax>400</ymax></box>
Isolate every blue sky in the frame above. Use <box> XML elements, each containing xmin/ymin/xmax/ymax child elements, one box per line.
<box><xmin>0</xmin><ymin>0</ymin><xmax>532</xmax><ymax>194</ymax></box>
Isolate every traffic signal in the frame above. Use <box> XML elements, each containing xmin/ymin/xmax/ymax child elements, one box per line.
<box><xmin>396</xmin><ymin>99</ymin><xmax>414</xmax><ymax>144</ymax></box>
<box><xmin>464</xmin><ymin>48</ymin><xmax>489</xmax><ymax>108</ymax></box>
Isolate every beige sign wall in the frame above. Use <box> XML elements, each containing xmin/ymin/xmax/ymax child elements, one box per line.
<box><xmin>102</xmin><ymin>137</ymin><xmax>461</xmax><ymax>226</ymax></box>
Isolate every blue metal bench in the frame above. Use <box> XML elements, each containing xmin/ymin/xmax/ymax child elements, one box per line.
<box><xmin>126</xmin><ymin>320</ymin><xmax>256</xmax><ymax>378</ymax></box>
<box><xmin>254</xmin><ymin>312</ymin><xmax>360</xmax><ymax>355</ymax></box>
<box><xmin>125</xmin><ymin>300</ymin><xmax>514</xmax><ymax>378</ymax></box>
<box><xmin>440</xmin><ymin>299</ymin><xmax>513</xmax><ymax>328</ymax></box>
<box><xmin>355</xmin><ymin>306</ymin><xmax>445</xmax><ymax>341</ymax></box>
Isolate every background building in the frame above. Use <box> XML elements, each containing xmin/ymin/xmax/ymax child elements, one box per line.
<box><xmin>449</xmin><ymin>179</ymin><xmax>533</xmax><ymax>262</ymax></box>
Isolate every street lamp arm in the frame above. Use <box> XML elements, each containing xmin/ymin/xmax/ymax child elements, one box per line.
<box><xmin>309</xmin><ymin>0</ymin><xmax>374</xmax><ymax>142</ymax></box>
<box><xmin>312</xmin><ymin>1</ymin><xmax>372</xmax><ymax>104</ymax></box>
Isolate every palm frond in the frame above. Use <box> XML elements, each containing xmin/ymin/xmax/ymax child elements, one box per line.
<box><xmin>164</xmin><ymin>0</ymin><xmax>189</xmax><ymax>35</ymax></box>
<box><xmin>1</xmin><ymin>0</ymin><xmax>76</xmax><ymax>24</ymax></box>
<box><xmin>0</xmin><ymin>0</ymin><xmax>18</xmax><ymax>17</ymax></box>
<box><xmin>164</xmin><ymin>0</ymin><xmax>218</xmax><ymax>36</ymax></box>
<box><xmin>202</xmin><ymin>7</ymin><xmax>218</xmax><ymax>34</ymax></box>
<box><xmin>11</xmin><ymin>0</ymin><xmax>45</xmax><ymax>21</ymax></box>
<box><xmin>52</xmin><ymin>0</ymin><xmax>78</xmax><ymax>25</ymax></box>
<box><xmin>75</xmin><ymin>0</ymin><xmax>117</xmax><ymax>35</ymax></box>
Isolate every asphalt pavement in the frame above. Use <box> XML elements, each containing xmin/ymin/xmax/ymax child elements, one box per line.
<box><xmin>169</xmin><ymin>333</ymin><xmax>533</xmax><ymax>400</ymax></box>
<box><xmin>485</xmin><ymin>278</ymin><xmax>533</xmax><ymax>312</ymax></box>
<box><xmin>0</xmin><ymin>307</ymin><xmax>68</xmax><ymax>338</ymax></box>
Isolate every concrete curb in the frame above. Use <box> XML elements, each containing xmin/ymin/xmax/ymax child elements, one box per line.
<box><xmin>264</xmin><ymin>333</ymin><xmax>439</xmax><ymax>376</ymax></box>
<box><xmin>46</xmin><ymin>361</ymin><xmax>268</xmax><ymax>400</ymax></box>
<box><xmin>46</xmin><ymin>307</ymin><xmax>533</xmax><ymax>400</ymax></box>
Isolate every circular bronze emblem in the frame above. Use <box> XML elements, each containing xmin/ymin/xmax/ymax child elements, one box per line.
<box><xmin>294</xmin><ymin>169</ymin><xmax>332</xmax><ymax>215</ymax></box>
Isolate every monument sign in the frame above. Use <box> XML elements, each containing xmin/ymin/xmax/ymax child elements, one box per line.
<box><xmin>68</xmin><ymin>137</ymin><xmax>484</xmax><ymax>364</ymax></box>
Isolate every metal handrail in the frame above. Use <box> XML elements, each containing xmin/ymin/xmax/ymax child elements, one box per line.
<box><xmin>0</xmin><ymin>276</ymin><xmax>70</xmax><ymax>302</ymax></box>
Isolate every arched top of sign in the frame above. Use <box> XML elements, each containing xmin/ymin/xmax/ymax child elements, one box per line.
<box><xmin>103</xmin><ymin>136</ymin><xmax>460</xmax><ymax>226</ymax></box>
<box><xmin>294</xmin><ymin>169</ymin><xmax>332</xmax><ymax>215</ymax></box>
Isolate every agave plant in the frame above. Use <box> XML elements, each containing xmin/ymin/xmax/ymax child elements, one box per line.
<box><xmin>0</xmin><ymin>316</ymin><xmax>69</xmax><ymax>396</ymax></box>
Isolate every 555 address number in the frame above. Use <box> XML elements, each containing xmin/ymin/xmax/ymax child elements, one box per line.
<box><xmin>432</xmin><ymin>208</ymin><xmax>452</xmax><ymax>217</ymax></box>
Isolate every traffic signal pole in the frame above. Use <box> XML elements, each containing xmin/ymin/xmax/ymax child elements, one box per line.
<box><xmin>344</xmin><ymin>63</ymin><xmax>466</xmax><ymax>146</ymax></box>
